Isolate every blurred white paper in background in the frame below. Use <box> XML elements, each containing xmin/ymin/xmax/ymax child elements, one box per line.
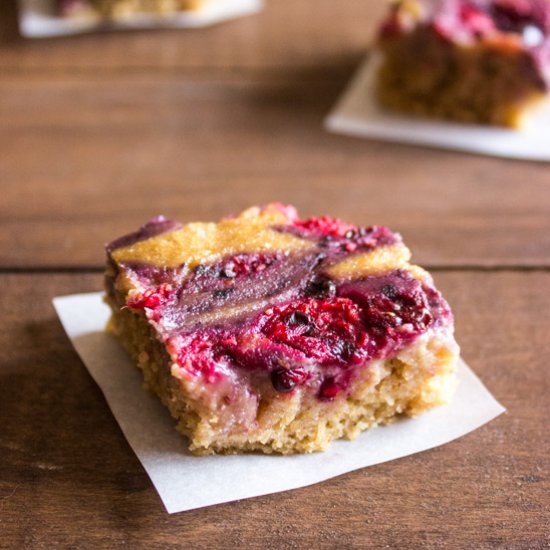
<box><xmin>53</xmin><ymin>291</ymin><xmax>505</xmax><ymax>514</ymax></box>
<box><xmin>325</xmin><ymin>55</ymin><xmax>550</xmax><ymax>162</ymax></box>
<box><xmin>18</xmin><ymin>0</ymin><xmax>262</xmax><ymax>38</ymax></box>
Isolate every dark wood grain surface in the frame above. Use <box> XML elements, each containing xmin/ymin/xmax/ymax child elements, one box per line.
<box><xmin>2</xmin><ymin>273</ymin><xmax>548</xmax><ymax>549</ymax></box>
<box><xmin>1</xmin><ymin>0</ymin><xmax>548</xmax><ymax>548</ymax></box>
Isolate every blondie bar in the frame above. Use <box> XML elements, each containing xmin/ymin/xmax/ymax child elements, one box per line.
<box><xmin>105</xmin><ymin>204</ymin><xmax>459</xmax><ymax>454</ymax></box>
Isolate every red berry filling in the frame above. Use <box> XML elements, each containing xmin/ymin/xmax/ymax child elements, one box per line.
<box><xmin>127</xmin><ymin>284</ymin><xmax>173</xmax><ymax>310</ymax></box>
<box><xmin>490</xmin><ymin>0</ymin><xmax>550</xmax><ymax>34</ymax></box>
<box><xmin>169</xmin><ymin>333</ymin><xmax>229</xmax><ymax>384</ymax></box>
<box><xmin>290</xmin><ymin>216</ymin><xmax>399</xmax><ymax>255</ymax></box>
<box><xmin>109</xmin><ymin>210</ymin><xmax>452</xmax><ymax>402</ymax></box>
<box><xmin>157</xmin><ymin>270</ymin><xmax>450</xmax><ymax>401</ymax></box>
<box><xmin>459</xmin><ymin>3</ymin><xmax>496</xmax><ymax>34</ymax></box>
<box><xmin>197</xmin><ymin>253</ymin><xmax>284</xmax><ymax>280</ymax></box>
<box><xmin>257</xmin><ymin>298</ymin><xmax>366</xmax><ymax>367</ymax></box>
<box><xmin>319</xmin><ymin>377</ymin><xmax>341</xmax><ymax>400</ymax></box>
<box><xmin>293</xmin><ymin>216</ymin><xmax>356</xmax><ymax>238</ymax></box>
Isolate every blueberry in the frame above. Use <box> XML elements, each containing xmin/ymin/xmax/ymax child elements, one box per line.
<box><xmin>305</xmin><ymin>276</ymin><xmax>337</xmax><ymax>298</ymax></box>
<box><xmin>213</xmin><ymin>288</ymin><xmax>233</xmax><ymax>299</ymax></box>
<box><xmin>271</xmin><ymin>368</ymin><xmax>301</xmax><ymax>392</ymax></box>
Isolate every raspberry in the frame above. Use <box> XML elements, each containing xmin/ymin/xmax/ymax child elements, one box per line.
<box><xmin>127</xmin><ymin>284</ymin><xmax>172</xmax><ymax>310</ymax></box>
<box><xmin>294</xmin><ymin>216</ymin><xmax>355</xmax><ymax>238</ymax></box>
<box><xmin>258</xmin><ymin>297</ymin><xmax>365</xmax><ymax>367</ymax></box>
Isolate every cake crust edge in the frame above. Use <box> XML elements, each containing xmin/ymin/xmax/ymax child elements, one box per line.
<box><xmin>106</xmin><ymin>294</ymin><xmax>459</xmax><ymax>455</ymax></box>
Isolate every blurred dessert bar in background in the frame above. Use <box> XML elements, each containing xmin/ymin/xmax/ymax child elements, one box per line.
<box><xmin>18</xmin><ymin>0</ymin><xmax>261</xmax><ymax>38</ymax></box>
<box><xmin>376</xmin><ymin>0</ymin><xmax>550</xmax><ymax>127</ymax></box>
<box><xmin>57</xmin><ymin>0</ymin><xmax>206</xmax><ymax>18</ymax></box>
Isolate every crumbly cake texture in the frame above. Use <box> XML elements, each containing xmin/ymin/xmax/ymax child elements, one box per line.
<box><xmin>105</xmin><ymin>204</ymin><xmax>460</xmax><ymax>455</ymax></box>
<box><xmin>376</xmin><ymin>0</ymin><xmax>550</xmax><ymax>128</ymax></box>
<box><xmin>57</xmin><ymin>0</ymin><xmax>205</xmax><ymax>18</ymax></box>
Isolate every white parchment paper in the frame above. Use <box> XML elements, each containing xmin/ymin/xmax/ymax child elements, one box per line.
<box><xmin>325</xmin><ymin>54</ymin><xmax>550</xmax><ymax>161</ymax></box>
<box><xmin>53</xmin><ymin>292</ymin><xmax>505</xmax><ymax>514</ymax></box>
<box><xmin>19</xmin><ymin>0</ymin><xmax>262</xmax><ymax>38</ymax></box>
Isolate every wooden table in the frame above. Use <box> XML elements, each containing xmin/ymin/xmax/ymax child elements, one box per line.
<box><xmin>1</xmin><ymin>1</ymin><xmax>548</xmax><ymax>548</ymax></box>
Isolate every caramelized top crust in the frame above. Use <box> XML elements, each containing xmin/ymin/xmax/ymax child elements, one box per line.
<box><xmin>327</xmin><ymin>245</ymin><xmax>412</xmax><ymax>279</ymax></box>
<box><xmin>108</xmin><ymin>203</ymin><xmax>409</xmax><ymax>289</ymax></box>
<box><xmin>110</xmin><ymin>205</ymin><xmax>315</xmax><ymax>269</ymax></box>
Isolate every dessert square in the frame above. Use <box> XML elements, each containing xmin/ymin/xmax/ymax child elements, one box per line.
<box><xmin>376</xmin><ymin>0</ymin><xmax>550</xmax><ymax>127</ymax></box>
<box><xmin>105</xmin><ymin>204</ymin><xmax>460</xmax><ymax>455</ymax></box>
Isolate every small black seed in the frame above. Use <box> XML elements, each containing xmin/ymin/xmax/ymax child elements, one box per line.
<box><xmin>341</xmin><ymin>342</ymin><xmax>356</xmax><ymax>361</ymax></box>
<box><xmin>285</xmin><ymin>311</ymin><xmax>311</xmax><ymax>326</ymax></box>
<box><xmin>320</xmin><ymin>236</ymin><xmax>340</xmax><ymax>249</ymax></box>
<box><xmin>305</xmin><ymin>276</ymin><xmax>337</xmax><ymax>298</ymax></box>
<box><xmin>314</xmin><ymin>253</ymin><xmax>327</xmax><ymax>266</ymax></box>
<box><xmin>382</xmin><ymin>284</ymin><xmax>397</xmax><ymax>299</ymax></box>
<box><xmin>213</xmin><ymin>288</ymin><xmax>234</xmax><ymax>299</ymax></box>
